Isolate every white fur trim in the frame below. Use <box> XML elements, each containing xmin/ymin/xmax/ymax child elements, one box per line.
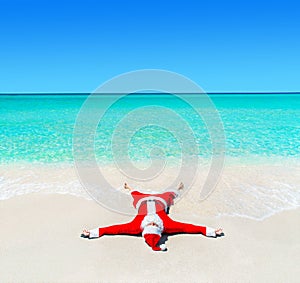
<box><xmin>136</xmin><ymin>196</ymin><xmax>168</xmax><ymax>212</ymax></box>
<box><xmin>149</xmin><ymin>190</ymin><xmax>160</xmax><ymax>194</ymax></box>
<box><xmin>89</xmin><ymin>228</ymin><xmax>99</xmax><ymax>238</ymax></box>
<box><xmin>141</xmin><ymin>214</ymin><xmax>164</xmax><ymax>236</ymax></box>
<box><xmin>142</xmin><ymin>225</ymin><xmax>162</xmax><ymax>236</ymax></box>
<box><xmin>141</xmin><ymin>214</ymin><xmax>164</xmax><ymax>230</ymax></box>
<box><xmin>147</xmin><ymin>200</ymin><xmax>156</xmax><ymax>214</ymax></box>
<box><xmin>206</xmin><ymin>227</ymin><xmax>216</xmax><ymax>237</ymax></box>
<box><xmin>160</xmin><ymin>244</ymin><xmax>167</xmax><ymax>251</ymax></box>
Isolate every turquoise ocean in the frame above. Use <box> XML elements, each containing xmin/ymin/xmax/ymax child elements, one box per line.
<box><xmin>1</xmin><ymin>94</ymin><xmax>300</xmax><ymax>219</ymax></box>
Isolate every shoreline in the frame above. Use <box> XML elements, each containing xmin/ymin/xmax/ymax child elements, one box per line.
<box><xmin>1</xmin><ymin>193</ymin><xmax>299</xmax><ymax>282</ymax></box>
<box><xmin>1</xmin><ymin>160</ymin><xmax>299</xmax><ymax>220</ymax></box>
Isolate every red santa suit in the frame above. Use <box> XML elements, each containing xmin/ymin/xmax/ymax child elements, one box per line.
<box><xmin>88</xmin><ymin>189</ymin><xmax>216</xmax><ymax>251</ymax></box>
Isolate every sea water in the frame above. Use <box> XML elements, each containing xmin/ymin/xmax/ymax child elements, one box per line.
<box><xmin>0</xmin><ymin>94</ymin><xmax>299</xmax><ymax>219</ymax></box>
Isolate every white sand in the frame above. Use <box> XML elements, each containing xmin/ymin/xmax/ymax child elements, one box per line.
<box><xmin>0</xmin><ymin>193</ymin><xmax>299</xmax><ymax>282</ymax></box>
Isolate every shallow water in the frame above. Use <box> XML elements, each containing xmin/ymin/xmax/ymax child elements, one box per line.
<box><xmin>1</xmin><ymin>94</ymin><xmax>299</xmax><ymax>219</ymax></box>
<box><xmin>1</xmin><ymin>94</ymin><xmax>300</xmax><ymax>163</ymax></box>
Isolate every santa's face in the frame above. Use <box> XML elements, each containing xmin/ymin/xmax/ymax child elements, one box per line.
<box><xmin>148</xmin><ymin>222</ymin><xmax>158</xmax><ymax>227</ymax></box>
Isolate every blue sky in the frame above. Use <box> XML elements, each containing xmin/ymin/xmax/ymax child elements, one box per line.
<box><xmin>0</xmin><ymin>0</ymin><xmax>299</xmax><ymax>93</ymax></box>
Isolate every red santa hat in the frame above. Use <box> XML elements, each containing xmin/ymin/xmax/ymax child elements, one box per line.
<box><xmin>144</xmin><ymin>233</ymin><xmax>167</xmax><ymax>251</ymax></box>
<box><xmin>141</xmin><ymin>214</ymin><xmax>166</xmax><ymax>251</ymax></box>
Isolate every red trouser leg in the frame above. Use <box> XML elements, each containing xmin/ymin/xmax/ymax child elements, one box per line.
<box><xmin>98</xmin><ymin>214</ymin><xmax>144</xmax><ymax>237</ymax></box>
<box><xmin>159</xmin><ymin>212</ymin><xmax>206</xmax><ymax>235</ymax></box>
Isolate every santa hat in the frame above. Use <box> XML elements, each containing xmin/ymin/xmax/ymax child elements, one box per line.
<box><xmin>143</xmin><ymin>233</ymin><xmax>167</xmax><ymax>251</ymax></box>
<box><xmin>141</xmin><ymin>214</ymin><xmax>166</xmax><ymax>251</ymax></box>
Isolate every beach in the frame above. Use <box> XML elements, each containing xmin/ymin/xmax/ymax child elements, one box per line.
<box><xmin>1</xmin><ymin>93</ymin><xmax>300</xmax><ymax>282</ymax></box>
<box><xmin>1</xmin><ymin>0</ymin><xmax>300</xmax><ymax>280</ymax></box>
<box><xmin>1</xmin><ymin>193</ymin><xmax>299</xmax><ymax>282</ymax></box>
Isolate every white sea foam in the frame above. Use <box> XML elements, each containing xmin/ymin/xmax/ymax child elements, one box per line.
<box><xmin>0</xmin><ymin>158</ymin><xmax>299</xmax><ymax>220</ymax></box>
<box><xmin>0</xmin><ymin>163</ymin><xmax>91</xmax><ymax>200</ymax></box>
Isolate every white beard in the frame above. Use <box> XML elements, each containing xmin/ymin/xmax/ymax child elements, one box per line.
<box><xmin>141</xmin><ymin>214</ymin><xmax>164</xmax><ymax>236</ymax></box>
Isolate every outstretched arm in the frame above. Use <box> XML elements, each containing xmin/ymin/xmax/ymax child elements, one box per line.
<box><xmin>124</xmin><ymin>182</ymin><xmax>135</xmax><ymax>191</ymax></box>
<box><xmin>167</xmin><ymin>182</ymin><xmax>184</xmax><ymax>196</ymax></box>
<box><xmin>177</xmin><ymin>182</ymin><xmax>184</xmax><ymax>191</ymax></box>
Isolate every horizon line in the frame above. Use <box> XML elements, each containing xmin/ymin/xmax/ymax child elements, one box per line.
<box><xmin>0</xmin><ymin>91</ymin><xmax>300</xmax><ymax>95</ymax></box>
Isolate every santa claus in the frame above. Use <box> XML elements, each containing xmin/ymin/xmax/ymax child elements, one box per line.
<box><xmin>82</xmin><ymin>182</ymin><xmax>223</xmax><ymax>251</ymax></box>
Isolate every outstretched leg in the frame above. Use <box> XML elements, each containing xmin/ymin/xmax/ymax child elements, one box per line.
<box><xmin>84</xmin><ymin>214</ymin><xmax>144</xmax><ymax>238</ymax></box>
<box><xmin>159</xmin><ymin>213</ymin><xmax>217</xmax><ymax>237</ymax></box>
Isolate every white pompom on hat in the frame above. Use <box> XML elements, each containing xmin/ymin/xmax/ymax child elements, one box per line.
<box><xmin>143</xmin><ymin>233</ymin><xmax>167</xmax><ymax>251</ymax></box>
